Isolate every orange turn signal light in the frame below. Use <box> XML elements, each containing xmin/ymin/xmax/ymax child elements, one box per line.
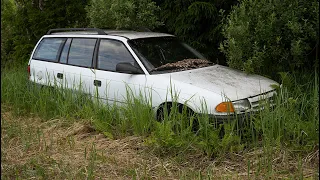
<box><xmin>215</xmin><ymin>102</ymin><xmax>235</xmax><ymax>113</ymax></box>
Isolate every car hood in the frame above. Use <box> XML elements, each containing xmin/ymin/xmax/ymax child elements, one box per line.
<box><xmin>158</xmin><ymin>65</ymin><xmax>278</xmax><ymax>100</ymax></box>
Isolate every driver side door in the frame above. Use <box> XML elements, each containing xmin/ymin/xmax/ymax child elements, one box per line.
<box><xmin>92</xmin><ymin>39</ymin><xmax>146</xmax><ymax>104</ymax></box>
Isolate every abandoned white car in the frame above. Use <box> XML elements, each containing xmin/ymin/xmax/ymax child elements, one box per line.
<box><xmin>28</xmin><ymin>28</ymin><xmax>278</xmax><ymax>120</ymax></box>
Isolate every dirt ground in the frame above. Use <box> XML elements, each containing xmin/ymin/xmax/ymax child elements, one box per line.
<box><xmin>1</xmin><ymin>110</ymin><xmax>319</xmax><ymax>179</ymax></box>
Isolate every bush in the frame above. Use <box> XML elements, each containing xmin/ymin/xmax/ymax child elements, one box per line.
<box><xmin>220</xmin><ymin>0</ymin><xmax>319</xmax><ymax>78</ymax></box>
<box><xmin>86</xmin><ymin>0</ymin><xmax>162</xmax><ymax>30</ymax></box>
<box><xmin>1</xmin><ymin>0</ymin><xmax>89</xmax><ymax>67</ymax></box>
<box><xmin>1</xmin><ymin>0</ymin><xmax>15</xmax><ymax>67</ymax></box>
<box><xmin>158</xmin><ymin>0</ymin><xmax>237</xmax><ymax>64</ymax></box>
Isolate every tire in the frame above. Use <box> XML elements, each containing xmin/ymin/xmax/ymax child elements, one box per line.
<box><xmin>156</xmin><ymin>103</ymin><xmax>199</xmax><ymax>132</ymax></box>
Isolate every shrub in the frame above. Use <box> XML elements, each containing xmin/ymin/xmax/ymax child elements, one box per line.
<box><xmin>86</xmin><ymin>0</ymin><xmax>162</xmax><ymax>30</ymax></box>
<box><xmin>220</xmin><ymin>0</ymin><xmax>319</xmax><ymax>78</ymax></box>
<box><xmin>1</xmin><ymin>0</ymin><xmax>89</xmax><ymax>67</ymax></box>
<box><xmin>158</xmin><ymin>0</ymin><xmax>238</xmax><ymax>63</ymax></box>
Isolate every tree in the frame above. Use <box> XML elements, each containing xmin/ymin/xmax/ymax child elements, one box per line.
<box><xmin>86</xmin><ymin>0</ymin><xmax>162</xmax><ymax>30</ymax></box>
<box><xmin>1</xmin><ymin>0</ymin><xmax>90</xmax><ymax>66</ymax></box>
<box><xmin>220</xmin><ymin>0</ymin><xmax>319</xmax><ymax>78</ymax></box>
<box><xmin>1</xmin><ymin>0</ymin><xmax>15</xmax><ymax>67</ymax></box>
<box><xmin>157</xmin><ymin>0</ymin><xmax>238</xmax><ymax>64</ymax></box>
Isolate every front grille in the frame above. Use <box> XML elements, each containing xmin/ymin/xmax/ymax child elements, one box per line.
<box><xmin>248</xmin><ymin>90</ymin><xmax>276</xmax><ymax>111</ymax></box>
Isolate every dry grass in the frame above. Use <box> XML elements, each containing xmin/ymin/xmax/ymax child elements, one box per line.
<box><xmin>1</xmin><ymin>109</ymin><xmax>319</xmax><ymax>179</ymax></box>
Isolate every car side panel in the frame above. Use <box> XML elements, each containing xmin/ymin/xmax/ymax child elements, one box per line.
<box><xmin>144</xmin><ymin>75</ymin><xmax>226</xmax><ymax>115</ymax></box>
<box><xmin>92</xmin><ymin>71</ymin><xmax>147</xmax><ymax>104</ymax></box>
<box><xmin>59</xmin><ymin>64</ymin><xmax>94</xmax><ymax>94</ymax></box>
<box><xmin>29</xmin><ymin>60</ymin><xmax>63</xmax><ymax>87</ymax></box>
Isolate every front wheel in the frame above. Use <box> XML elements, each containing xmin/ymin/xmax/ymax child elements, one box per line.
<box><xmin>156</xmin><ymin>103</ymin><xmax>199</xmax><ymax>132</ymax></box>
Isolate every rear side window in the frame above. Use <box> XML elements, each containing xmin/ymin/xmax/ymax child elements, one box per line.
<box><xmin>97</xmin><ymin>39</ymin><xmax>136</xmax><ymax>71</ymax></box>
<box><xmin>33</xmin><ymin>38</ymin><xmax>66</xmax><ymax>62</ymax></box>
<box><xmin>68</xmin><ymin>38</ymin><xmax>97</xmax><ymax>67</ymax></box>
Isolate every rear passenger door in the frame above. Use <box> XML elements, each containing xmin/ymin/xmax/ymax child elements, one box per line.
<box><xmin>93</xmin><ymin>39</ymin><xmax>146</xmax><ymax>104</ymax></box>
<box><xmin>61</xmin><ymin>38</ymin><xmax>97</xmax><ymax>94</ymax></box>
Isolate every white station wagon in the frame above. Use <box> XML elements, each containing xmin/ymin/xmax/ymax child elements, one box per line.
<box><xmin>28</xmin><ymin>28</ymin><xmax>278</xmax><ymax>121</ymax></box>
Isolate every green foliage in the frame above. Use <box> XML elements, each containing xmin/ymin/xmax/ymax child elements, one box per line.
<box><xmin>1</xmin><ymin>65</ymin><xmax>319</xmax><ymax>159</ymax></box>
<box><xmin>253</xmin><ymin>71</ymin><xmax>319</xmax><ymax>150</ymax></box>
<box><xmin>1</xmin><ymin>0</ymin><xmax>89</xmax><ymax>67</ymax></box>
<box><xmin>158</xmin><ymin>0</ymin><xmax>237</xmax><ymax>63</ymax></box>
<box><xmin>220</xmin><ymin>0</ymin><xmax>319</xmax><ymax>77</ymax></box>
<box><xmin>86</xmin><ymin>0</ymin><xmax>162</xmax><ymax>30</ymax></box>
<box><xmin>1</xmin><ymin>0</ymin><xmax>15</xmax><ymax>67</ymax></box>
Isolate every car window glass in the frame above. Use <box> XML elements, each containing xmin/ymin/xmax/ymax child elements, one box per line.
<box><xmin>60</xmin><ymin>38</ymin><xmax>71</xmax><ymax>64</ymax></box>
<box><xmin>98</xmin><ymin>39</ymin><xmax>136</xmax><ymax>71</ymax></box>
<box><xmin>129</xmin><ymin>37</ymin><xmax>207</xmax><ymax>70</ymax></box>
<box><xmin>33</xmin><ymin>38</ymin><xmax>66</xmax><ymax>62</ymax></box>
<box><xmin>68</xmin><ymin>38</ymin><xmax>97</xmax><ymax>67</ymax></box>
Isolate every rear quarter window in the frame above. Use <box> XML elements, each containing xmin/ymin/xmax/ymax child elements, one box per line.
<box><xmin>33</xmin><ymin>38</ymin><xmax>66</xmax><ymax>62</ymax></box>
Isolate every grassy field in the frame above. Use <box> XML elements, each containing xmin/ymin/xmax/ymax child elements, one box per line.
<box><xmin>1</xmin><ymin>66</ymin><xmax>319</xmax><ymax>179</ymax></box>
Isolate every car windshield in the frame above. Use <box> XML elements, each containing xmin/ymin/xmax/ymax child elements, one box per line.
<box><xmin>128</xmin><ymin>37</ymin><xmax>213</xmax><ymax>73</ymax></box>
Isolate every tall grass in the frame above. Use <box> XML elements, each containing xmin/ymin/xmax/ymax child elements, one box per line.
<box><xmin>1</xmin><ymin>65</ymin><xmax>318</xmax><ymax>159</ymax></box>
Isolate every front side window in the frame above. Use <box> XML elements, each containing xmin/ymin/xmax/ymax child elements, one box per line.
<box><xmin>97</xmin><ymin>39</ymin><xmax>136</xmax><ymax>72</ymax></box>
<box><xmin>33</xmin><ymin>38</ymin><xmax>66</xmax><ymax>62</ymax></box>
<box><xmin>68</xmin><ymin>38</ymin><xmax>97</xmax><ymax>67</ymax></box>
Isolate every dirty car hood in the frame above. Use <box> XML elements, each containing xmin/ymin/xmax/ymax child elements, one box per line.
<box><xmin>159</xmin><ymin>65</ymin><xmax>278</xmax><ymax>100</ymax></box>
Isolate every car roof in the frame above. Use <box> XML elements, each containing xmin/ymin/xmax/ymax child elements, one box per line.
<box><xmin>50</xmin><ymin>30</ymin><xmax>174</xmax><ymax>40</ymax></box>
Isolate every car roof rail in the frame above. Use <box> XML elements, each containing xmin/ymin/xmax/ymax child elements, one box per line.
<box><xmin>46</xmin><ymin>28</ymin><xmax>106</xmax><ymax>35</ymax></box>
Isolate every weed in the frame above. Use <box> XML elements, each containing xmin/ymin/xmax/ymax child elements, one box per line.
<box><xmin>1</xmin><ymin>66</ymin><xmax>319</xmax><ymax>179</ymax></box>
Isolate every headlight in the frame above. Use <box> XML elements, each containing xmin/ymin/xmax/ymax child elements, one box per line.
<box><xmin>232</xmin><ymin>99</ymin><xmax>251</xmax><ymax>112</ymax></box>
<box><xmin>215</xmin><ymin>99</ymin><xmax>251</xmax><ymax>113</ymax></box>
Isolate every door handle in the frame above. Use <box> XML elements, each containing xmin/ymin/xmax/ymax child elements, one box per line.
<box><xmin>93</xmin><ymin>80</ymin><xmax>101</xmax><ymax>87</ymax></box>
<box><xmin>57</xmin><ymin>73</ymin><xmax>63</xmax><ymax>79</ymax></box>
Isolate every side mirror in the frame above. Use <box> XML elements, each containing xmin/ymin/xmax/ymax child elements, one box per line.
<box><xmin>116</xmin><ymin>62</ymin><xmax>144</xmax><ymax>74</ymax></box>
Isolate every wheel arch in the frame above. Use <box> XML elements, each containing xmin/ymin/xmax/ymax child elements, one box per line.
<box><xmin>155</xmin><ymin>101</ymin><xmax>196</xmax><ymax>119</ymax></box>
